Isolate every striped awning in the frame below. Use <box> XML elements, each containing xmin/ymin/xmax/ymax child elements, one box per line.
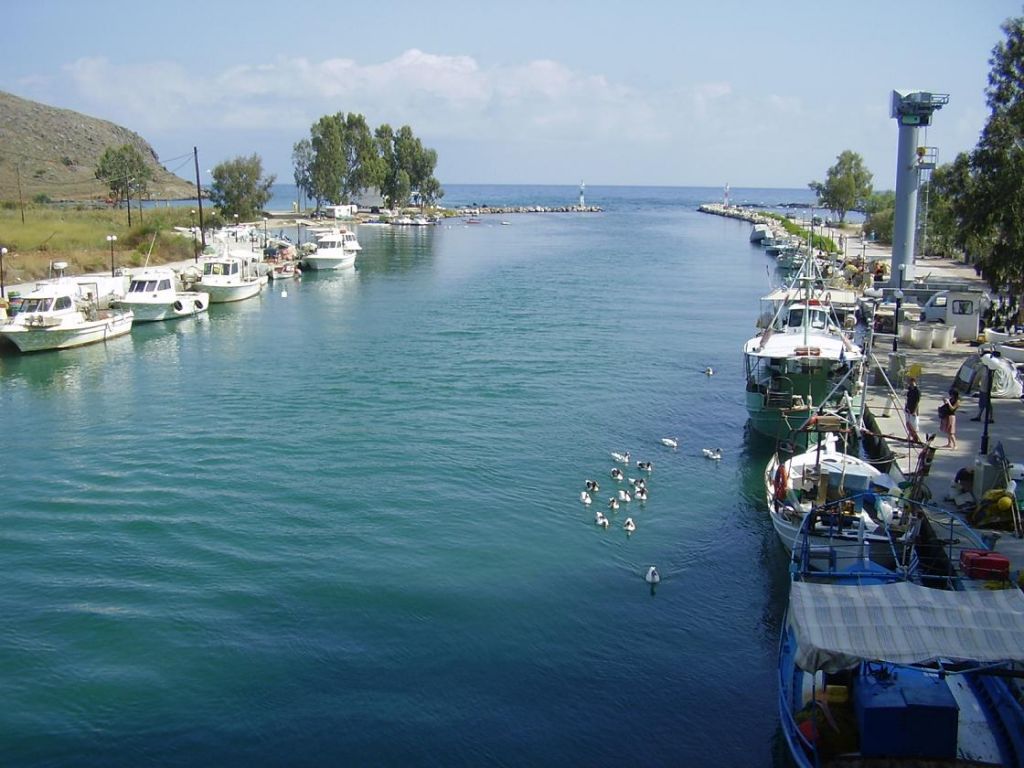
<box><xmin>790</xmin><ymin>580</ymin><xmax>1024</xmax><ymax>673</ymax></box>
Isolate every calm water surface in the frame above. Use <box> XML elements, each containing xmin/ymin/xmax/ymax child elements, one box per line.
<box><xmin>1</xmin><ymin>187</ymin><xmax>809</xmax><ymax>766</ymax></box>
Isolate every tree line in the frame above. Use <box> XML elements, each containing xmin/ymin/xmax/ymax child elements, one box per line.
<box><xmin>94</xmin><ymin>113</ymin><xmax>442</xmax><ymax>222</ymax></box>
<box><xmin>292</xmin><ymin>114</ymin><xmax>442</xmax><ymax>212</ymax></box>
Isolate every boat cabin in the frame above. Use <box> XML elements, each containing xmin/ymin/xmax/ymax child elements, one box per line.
<box><xmin>128</xmin><ymin>275</ymin><xmax>174</xmax><ymax>294</ymax></box>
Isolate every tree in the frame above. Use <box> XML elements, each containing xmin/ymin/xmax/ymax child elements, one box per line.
<box><xmin>208</xmin><ymin>154</ymin><xmax>275</xmax><ymax>219</ymax></box>
<box><xmin>295</xmin><ymin>114</ymin><xmax>442</xmax><ymax>210</ymax></box>
<box><xmin>95</xmin><ymin>144</ymin><xmax>152</xmax><ymax>205</ymax></box>
<box><xmin>309</xmin><ymin>114</ymin><xmax>345</xmax><ymax>209</ymax></box>
<box><xmin>922</xmin><ymin>153</ymin><xmax>976</xmax><ymax>258</ymax></box>
<box><xmin>861</xmin><ymin>191</ymin><xmax>896</xmax><ymax>244</ymax></box>
<box><xmin>809</xmin><ymin>150</ymin><xmax>873</xmax><ymax>222</ymax></box>
<box><xmin>962</xmin><ymin>15</ymin><xmax>1024</xmax><ymax>296</ymax></box>
<box><xmin>292</xmin><ymin>138</ymin><xmax>313</xmax><ymax>212</ymax></box>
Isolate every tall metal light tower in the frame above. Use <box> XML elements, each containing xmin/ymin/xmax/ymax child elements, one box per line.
<box><xmin>888</xmin><ymin>90</ymin><xmax>948</xmax><ymax>287</ymax></box>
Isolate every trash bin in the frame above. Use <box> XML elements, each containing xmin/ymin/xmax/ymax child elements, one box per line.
<box><xmin>933</xmin><ymin>324</ymin><xmax>955</xmax><ymax>349</ymax></box>
<box><xmin>910</xmin><ymin>324</ymin><xmax>934</xmax><ymax>349</ymax></box>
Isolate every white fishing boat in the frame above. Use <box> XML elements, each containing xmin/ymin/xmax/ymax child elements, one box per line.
<box><xmin>0</xmin><ymin>281</ymin><xmax>133</xmax><ymax>352</ymax></box>
<box><xmin>744</xmin><ymin>259</ymin><xmax>863</xmax><ymax>442</ymax></box>
<box><xmin>750</xmin><ymin>222</ymin><xmax>773</xmax><ymax>243</ymax></box>
<box><xmin>764</xmin><ymin>431</ymin><xmax>912</xmax><ymax>566</ymax></box>
<box><xmin>114</xmin><ymin>266</ymin><xmax>209</xmax><ymax>323</ymax></box>
<box><xmin>192</xmin><ymin>250</ymin><xmax>266</xmax><ymax>303</ymax></box>
<box><xmin>300</xmin><ymin>228</ymin><xmax>362</xmax><ymax>270</ymax></box>
<box><xmin>268</xmin><ymin>261</ymin><xmax>300</xmax><ymax>280</ymax></box>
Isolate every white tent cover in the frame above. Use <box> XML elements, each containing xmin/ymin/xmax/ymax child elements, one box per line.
<box><xmin>791</xmin><ymin>580</ymin><xmax>1024</xmax><ymax>673</ymax></box>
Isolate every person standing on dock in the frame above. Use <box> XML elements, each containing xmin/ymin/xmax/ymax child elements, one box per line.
<box><xmin>938</xmin><ymin>389</ymin><xmax>960</xmax><ymax>449</ymax></box>
<box><xmin>905</xmin><ymin>377</ymin><xmax>921</xmax><ymax>443</ymax></box>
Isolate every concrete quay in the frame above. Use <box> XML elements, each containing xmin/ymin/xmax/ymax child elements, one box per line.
<box><xmin>863</xmin><ymin>335</ymin><xmax>1024</xmax><ymax>581</ymax></box>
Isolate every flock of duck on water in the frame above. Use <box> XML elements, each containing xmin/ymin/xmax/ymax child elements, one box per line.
<box><xmin>579</xmin><ymin>366</ymin><xmax>720</xmax><ymax>588</ymax></box>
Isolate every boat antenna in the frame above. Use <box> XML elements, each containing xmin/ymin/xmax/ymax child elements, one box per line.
<box><xmin>143</xmin><ymin>232</ymin><xmax>158</xmax><ymax>267</ymax></box>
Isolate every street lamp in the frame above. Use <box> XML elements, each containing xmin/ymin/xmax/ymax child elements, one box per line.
<box><xmin>233</xmin><ymin>213</ymin><xmax>239</xmax><ymax>240</ymax></box>
<box><xmin>0</xmin><ymin>246</ymin><xmax>7</xmax><ymax>298</ymax></box>
<box><xmin>263</xmin><ymin>217</ymin><xmax>268</xmax><ymax>249</ymax></box>
<box><xmin>106</xmin><ymin>234</ymin><xmax>117</xmax><ymax>277</ymax></box>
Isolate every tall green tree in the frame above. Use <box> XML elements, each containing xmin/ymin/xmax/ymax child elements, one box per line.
<box><xmin>809</xmin><ymin>150</ymin><xmax>873</xmax><ymax>222</ymax></box>
<box><xmin>963</xmin><ymin>14</ymin><xmax>1024</xmax><ymax>295</ymax></box>
<box><xmin>341</xmin><ymin>113</ymin><xmax>385</xmax><ymax>202</ymax></box>
<box><xmin>309</xmin><ymin>114</ymin><xmax>345</xmax><ymax>209</ymax></box>
<box><xmin>292</xmin><ymin>138</ymin><xmax>314</xmax><ymax>211</ymax></box>
<box><xmin>208</xmin><ymin>154</ymin><xmax>275</xmax><ymax>219</ymax></box>
<box><xmin>95</xmin><ymin>144</ymin><xmax>152</xmax><ymax>204</ymax></box>
<box><xmin>922</xmin><ymin>153</ymin><xmax>975</xmax><ymax>258</ymax></box>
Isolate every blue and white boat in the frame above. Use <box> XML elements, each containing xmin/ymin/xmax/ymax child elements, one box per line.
<box><xmin>778</xmin><ymin>510</ymin><xmax>1024</xmax><ymax>767</ymax></box>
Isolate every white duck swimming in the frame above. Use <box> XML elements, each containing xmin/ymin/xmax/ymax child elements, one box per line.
<box><xmin>585</xmin><ymin>479</ymin><xmax>600</xmax><ymax>493</ymax></box>
<box><xmin>595</xmin><ymin>511</ymin><xmax>610</xmax><ymax>528</ymax></box>
<box><xmin>702</xmin><ymin>448</ymin><xmax>723</xmax><ymax>461</ymax></box>
<box><xmin>580</xmin><ymin>491</ymin><xmax>592</xmax><ymax>505</ymax></box>
<box><xmin>634</xmin><ymin>487</ymin><xmax>648</xmax><ymax>502</ymax></box>
<box><xmin>610</xmin><ymin>467</ymin><xmax>624</xmax><ymax>481</ymax></box>
<box><xmin>611</xmin><ymin>451</ymin><xmax>631</xmax><ymax>465</ymax></box>
<box><xmin>618</xmin><ymin>489</ymin><xmax>632</xmax><ymax>503</ymax></box>
<box><xmin>630</xmin><ymin>477</ymin><xmax>646</xmax><ymax>490</ymax></box>
<box><xmin>704</xmin><ymin>367</ymin><xmax>714</xmax><ymax>376</ymax></box>
<box><xmin>636</xmin><ymin>461</ymin><xmax>654</xmax><ymax>473</ymax></box>
<box><xmin>660</xmin><ymin>437</ymin><xmax>679</xmax><ymax>449</ymax></box>
<box><xmin>608</xmin><ymin>497</ymin><xmax>620</xmax><ymax>511</ymax></box>
<box><xmin>645</xmin><ymin>566</ymin><xmax>661</xmax><ymax>584</ymax></box>
<box><xmin>623</xmin><ymin>517</ymin><xmax>636</xmax><ymax>533</ymax></box>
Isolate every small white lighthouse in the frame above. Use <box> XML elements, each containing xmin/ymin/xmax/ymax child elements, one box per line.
<box><xmin>724</xmin><ymin>183</ymin><xmax>730</xmax><ymax>208</ymax></box>
<box><xmin>579</xmin><ymin>181</ymin><xmax>586</xmax><ymax>209</ymax></box>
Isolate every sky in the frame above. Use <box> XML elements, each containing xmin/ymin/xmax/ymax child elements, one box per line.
<box><xmin>5</xmin><ymin>0</ymin><xmax>1022</xmax><ymax>189</ymax></box>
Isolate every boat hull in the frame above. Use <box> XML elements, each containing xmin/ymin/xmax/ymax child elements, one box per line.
<box><xmin>118</xmin><ymin>292</ymin><xmax>209</xmax><ymax>323</ymax></box>
<box><xmin>301</xmin><ymin>255</ymin><xmax>355</xmax><ymax>271</ymax></box>
<box><xmin>0</xmin><ymin>312</ymin><xmax>133</xmax><ymax>352</ymax></box>
<box><xmin>202</xmin><ymin>281</ymin><xmax>263</xmax><ymax>303</ymax></box>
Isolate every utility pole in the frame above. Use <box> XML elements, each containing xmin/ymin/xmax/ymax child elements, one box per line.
<box><xmin>123</xmin><ymin>161</ymin><xmax>132</xmax><ymax>227</ymax></box>
<box><xmin>193</xmin><ymin>147</ymin><xmax>206</xmax><ymax>250</ymax></box>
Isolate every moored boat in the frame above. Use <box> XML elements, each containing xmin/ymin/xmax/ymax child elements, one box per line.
<box><xmin>744</xmin><ymin>260</ymin><xmax>863</xmax><ymax>442</ymax></box>
<box><xmin>300</xmin><ymin>228</ymin><xmax>361</xmax><ymax>270</ymax></box>
<box><xmin>0</xmin><ymin>281</ymin><xmax>133</xmax><ymax>352</ymax></box>
<box><xmin>779</xmin><ymin>510</ymin><xmax>1024</xmax><ymax>768</ymax></box>
<box><xmin>764</xmin><ymin>429</ymin><xmax>921</xmax><ymax>569</ymax></box>
<box><xmin>192</xmin><ymin>250</ymin><xmax>266</xmax><ymax>303</ymax></box>
<box><xmin>114</xmin><ymin>266</ymin><xmax>209</xmax><ymax>322</ymax></box>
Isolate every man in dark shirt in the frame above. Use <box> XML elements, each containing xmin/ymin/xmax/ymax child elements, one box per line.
<box><xmin>905</xmin><ymin>376</ymin><xmax>921</xmax><ymax>442</ymax></box>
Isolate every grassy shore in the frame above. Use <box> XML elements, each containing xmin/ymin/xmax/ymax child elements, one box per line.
<box><xmin>0</xmin><ymin>204</ymin><xmax>203</xmax><ymax>284</ymax></box>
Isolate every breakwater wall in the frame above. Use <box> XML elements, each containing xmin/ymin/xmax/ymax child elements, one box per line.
<box><xmin>452</xmin><ymin>205</ymin><xmax>603</xmax><ymax>215</ymax></box>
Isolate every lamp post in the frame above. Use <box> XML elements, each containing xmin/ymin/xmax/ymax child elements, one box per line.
<box><xmin>892</xmin><ymin>264</ymin><xmax>906</xmax><ymax>353</ymax></box>
<box><xmin>0</xmin><ymin>246</ymin><xmax>7</xmax><ymax>298</ymax></box>
<box><xmin>263</xmin><ymin>217</ymin><xmax>268</xmax><ymax>249</ymax></box>
<box><xmin>106</xmin><ymin>234</ymin><xmax>117</xmax><ymax>277</ymax></box>
<box><xmin>233</xmin><ymin>213</ymin><xmax>239</xmax><ymax>240</ymax></box>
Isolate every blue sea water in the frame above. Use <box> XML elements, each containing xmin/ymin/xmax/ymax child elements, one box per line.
<box><xmin>1</xmin><ymin>186</ymin><xmax>807</xmax><ymax>766</ymax></box>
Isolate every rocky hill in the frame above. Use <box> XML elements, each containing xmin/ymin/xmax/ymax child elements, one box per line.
<box><xmin>0</xmin><ymin>90</ymin><xmax>197</xmax><ymax>202</ymax></box>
